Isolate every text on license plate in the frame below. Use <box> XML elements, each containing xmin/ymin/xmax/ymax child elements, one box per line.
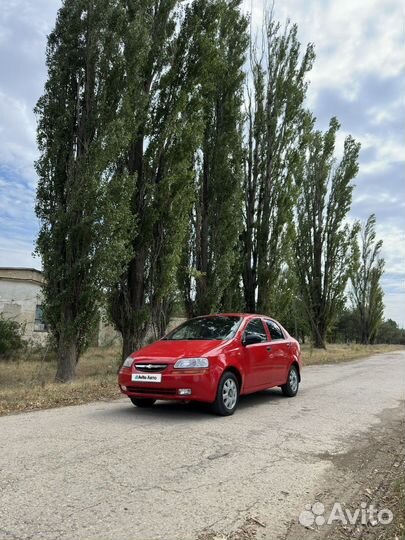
<box><xmin>131</xmin><ymin>373</ymin><xmax>162</xmax><ymax>383</ymax></box>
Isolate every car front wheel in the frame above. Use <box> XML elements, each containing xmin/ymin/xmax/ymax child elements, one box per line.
<box><xmin>212</xmin><ymin>371</ymin><xmax>240</xmax><ymax>416</ymax></box>
<box><xmin>130</xmin><ymin>397</ymin><xmax>156</xmax><ymax>408</ymax></box>
<box><xmin>281</xmin><ymin>365</ymin><xmax>299</xmax><ymax>397</ymax></box>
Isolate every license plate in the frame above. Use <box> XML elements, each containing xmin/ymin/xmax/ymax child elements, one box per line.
<box><xmin>131</xmin><ymin>373</ymin><xmax>162</xmax><ymax>383</ymax></box>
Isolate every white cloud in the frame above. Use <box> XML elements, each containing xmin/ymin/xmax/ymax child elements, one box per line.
<box><xmin>377</xmin><ymin>220</ymin><xmax>405</xmax><ymax>326</ymax></box>
<box><xmin>0</xmin><ymin>91</ymin><xmax>38</xmax><ymax>183</ymax></box>
<box><xmin>353</xmin><ymin>192</ymin><xmax>404</xmax><ymax>207</ymax></box>
<box><xmin>244</xmin><ymin>0</ymin><xmax>405</xmax><ymax>106</ymax></box>
<box><xmin>367</xmin><ymin>97</ymin><xmax>404</xmax><ymax>127</ymax></box>
<box><xmin>0</xmin><ymin>0</ymin><xmax>404</xmax><ymax>326</ymax></box>
<box><xmin>278</xmin><ymin>0</ymin><xmax>403</xmax><ymax>101</ymax></box>
<box><xmin>0</xmin><ymin>235</ymin><xmax>40</xmax><ymax>269</ymax></box>
<box><xmin>0</xmin><ymin>1</ymin><xmax>61</xmax><ymax>184</ymax></box>
<box><xmin>378</xmin><ymin>221</ymin><xmax>405</xmax><ymax>277</ymax></box>
<box><xmin>383</xmin><ymin>293</ymin><xmax>405</xmax><ymax>328</ymax></box>
<box><xmin>358</xmin><ymin>132</ymin><xmax>404</xmax><ymax>175</ymax></box>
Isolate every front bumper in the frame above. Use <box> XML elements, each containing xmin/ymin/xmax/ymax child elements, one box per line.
<box><xmin>118</xmin><ymin>366</ymin><xmax>218</xmax><ymax>403</ymax></box>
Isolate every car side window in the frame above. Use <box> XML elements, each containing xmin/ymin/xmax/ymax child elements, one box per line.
<box><xmin>243</xmin><ymin>319</ymin><xmax>267</xmax><ymax>343</ymax></box>
<box><xmin>265</xmin><ymin>320</ymin><xmax>285</xmax><ymax>340</ymax></box>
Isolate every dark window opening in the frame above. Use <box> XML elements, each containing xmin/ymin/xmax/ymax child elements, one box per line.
<box><xmin>265</xmin><ymin>320</ymin><xmax>284</xmax><ymax>340</ymax></box>
<box><xmin>243</xmin><ymin>319</ymin><xmax>267</xmax><ymax>343</ymax></box>
<box><xmin>34</xmin><ymin>305</ymin><xmax>48</xmax><ymax>332</ymax></box>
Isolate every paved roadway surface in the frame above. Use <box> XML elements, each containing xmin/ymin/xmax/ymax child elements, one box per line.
<box><xmin>0</xmin><ymin>351</ymin><xmax>404</xmax><ymax>540</ymax></box>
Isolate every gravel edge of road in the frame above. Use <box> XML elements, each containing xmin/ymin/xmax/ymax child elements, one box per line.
<box><xmin>283</xmin><ymin>401</ymin><xmax>405</xmax><ymax>540</ymax></box>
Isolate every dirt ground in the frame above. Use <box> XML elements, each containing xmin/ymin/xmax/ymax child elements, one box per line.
<box><xmin>198</xmin><ymin>403</ymin><xmax>405</xmax><ymax>540</ymax></box>
<box><xmin>284</xmin><ymin>403</ymin><xmax>405</xmax><ymax>540</ymax></box>
<box><xmin>1</xmin><ymin>351</ymin><xmax>403</xmax><ymax>540</ymax></box>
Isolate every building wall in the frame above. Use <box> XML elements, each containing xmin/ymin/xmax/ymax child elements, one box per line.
<box><xmin>0</xmin><ymin>268</ymin><xmax>188</xmax><ymax>349</ymax></box>
<box><xmin>0</xmin><ymin>278</ymin><xmax>48</xmax><ymax>345</ymax></box>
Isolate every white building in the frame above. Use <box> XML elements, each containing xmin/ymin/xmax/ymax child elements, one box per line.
<box><xmin>0</xmin><ymin>267</ymin><xmax>119</xmax><ymax>346</ymax></box>
<box><xmin>0</xmin><ymin>267</ymin><xmax>47</xmax><ymax>344</ymax></box>
<box><xmin>0</xmin><ymin>267</ymin><xmax>185</xmax><ymax>348</ymax></box>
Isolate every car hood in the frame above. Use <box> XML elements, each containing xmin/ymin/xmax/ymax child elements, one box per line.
<box><xmin>132</xmin><ymin>339</ymin><xmax>226</xmax><ymax>363</ymax></box>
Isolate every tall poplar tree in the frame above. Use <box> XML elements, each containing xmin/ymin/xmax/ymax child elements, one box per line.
<box><xmin>179</xmin><ymin>0</ymin><xmax>248</xmax><ymax>317</ymax></box>
<box><xmin>351</xmin><ymin>214</ymin><xmax>385</xmax><ymax>344</ymax></box>
<box><xmin>242</xmin><ymin>18</ymin><xmax>315</xmax><ymax>313</ymax></box>
<box><xmin>35</xmin><ymin>0</ymin><xmax>132</xmax><ymax>381</ymax></box>
<box><xmin>108</xmin><ymin>0</ymin><xmax>203</xmax><ymax>358</ymax></box>
<box><xmin>294</xmin><ymin>117</ymin><xmax>360</xmax><ymax>348</ymax></box>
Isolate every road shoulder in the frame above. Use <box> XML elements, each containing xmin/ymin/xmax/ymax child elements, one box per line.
<box><xmin>284</xmin><ymin>402</ymin><xmax>405</xmax><ymax>540</ymax></box>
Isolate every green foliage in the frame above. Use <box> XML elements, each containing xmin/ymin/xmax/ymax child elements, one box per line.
<box><xmin>294</xmin><ymin>117</ymin><xmax>361</xmax><ymax>348</ymax></box>
<box><xmin>332</xmin><ymin>312</ymin><xmax>405</xmax><ymax>345</ymax></box>
<box><xmin>242</xmin><ymin>17</ymin><xmax>315</xmax><ymax>314</ymax></box>
<box><xmin>329</xmin><ymin>308</ymin><xmax>359</xmax><ymax>343</ymax></box>
<box><xmin>108</xmin><ymin>0</ymin><xmax>204</xmax><ymax>356</ymax></box>
<box><xmin>376</xmin><ymin>319</ymin><xmax>405</xmax><ymax>344</ymax></box>
<box><xmin>0</xmin><ymin>316</ymin><xmax>25</xmax><ymax>359</ymax></box>
<box><xmin>36</xmin><ymin>1</ymin><xmax>394</xmax><ymax>364</ymax></box>
<box><xmin>35</xmin><ymin>0</ymin><xmax>133</xmax><ymax>380</ymax></box>
<box><xmin>179</xmin><ymin>0</ymin><xmax>249</xmax><ymax>316</ymax></box>
<box><xmin>350</xmin><ymin>214</ymin><xmax>385</xmax><ymax>344</ymax></box>
<box><xmin>268</xmin><ymin>265</ymin><xmax>310</xmax><ymax>341</ymax></box>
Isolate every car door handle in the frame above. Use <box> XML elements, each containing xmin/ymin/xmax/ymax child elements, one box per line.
<box><xmin>266</xmin><ymin>346</ymin><xmax>272</xmax><ymax>352</ymax></box>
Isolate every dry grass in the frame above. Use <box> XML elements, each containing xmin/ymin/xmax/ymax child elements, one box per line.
<box><xmin>0</xmin><ymin>343</ymin><xmax>403</xmax><ymax>416</ymax></box>
<box><xmin>0</xmin><ymin>346</ymin><xmax>122</xmax><ymax>416</ymax></box>
<box><xmin>389</xmin><ymin>475</ymin><xmax>405</xmax><ymax>540</ymax></box>
<box><xmin>301</xmin><ymin>343</ymin><xmax>403</xmax><ymax>366</ymax></box>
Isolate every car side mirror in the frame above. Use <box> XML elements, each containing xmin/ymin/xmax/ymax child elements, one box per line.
<box><xmin>243</xmin><ymin>334</ymin><xmax>263</xmax><ymax>346</ymax></box>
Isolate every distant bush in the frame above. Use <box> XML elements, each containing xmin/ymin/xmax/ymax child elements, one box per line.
<box><xmin>0</xmin><ymin>316</ymin><xmax>25</xmax><ymax>359</ymax></box>
<box><xmin>376</xmin><ymin>319</ymin><xmax>405</xmax><ymax>345</ymax></box>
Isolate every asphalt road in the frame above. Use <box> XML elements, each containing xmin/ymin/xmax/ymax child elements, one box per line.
<box><xmin>0</xmin><ymin>351</ymin><xmax>404</xmax><ymax>540</ymax></box>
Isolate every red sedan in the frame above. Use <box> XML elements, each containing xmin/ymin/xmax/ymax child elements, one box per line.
<box><xmin>118</xmin><ymin>313</ymin><xmax>302</xmax><ymax>416</ymax></box>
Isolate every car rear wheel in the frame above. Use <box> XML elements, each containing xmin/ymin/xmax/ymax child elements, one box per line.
<box><xmin>281</xmin><ymin>365</ymin><xmax>299</xmax><ymax>397</ymax></box>
<box><xmin>130</xmin><ymin>397</ymin><xmax>156</xmax><ymax>408</ymax></box>
<box><xmin>212</xmin><ymin>372</ymin><xmax>240</xmax><ymax>416</ymax></box>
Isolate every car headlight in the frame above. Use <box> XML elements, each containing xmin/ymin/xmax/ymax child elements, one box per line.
<box><xmin>122</xmin><ymin>356</ymin><xmax>134</xmax><ymax>368</ymax></box>
<box><xmin>174</xmin><ymin>358</ymin><xmax>209</xmax><ymax>369</ymax></box>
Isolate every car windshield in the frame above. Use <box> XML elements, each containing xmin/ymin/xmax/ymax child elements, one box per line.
<box><xmin>164</xmin><ymin>316</ymin><xmax>242</xmax><ymax>341</ymax></box>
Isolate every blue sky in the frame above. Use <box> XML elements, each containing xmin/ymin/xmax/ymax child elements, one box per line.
<box><xmin>0</xmin><ymin>0</ymin><xmax>404</xmax><ymax>326</ymax></box>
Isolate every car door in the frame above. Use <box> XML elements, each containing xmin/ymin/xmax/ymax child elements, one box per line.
<box><xmin>241</xmin><ymin>318</ymin><xmax>273</xmax><ymax>390</ymax></box>
<box><xmin>264</xmin><ymin>319</ymin><xmax>290</xmax><ymax>385</ymax></box>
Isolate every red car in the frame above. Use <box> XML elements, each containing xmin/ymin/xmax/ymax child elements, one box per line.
<box><xmin>118</xmin><ymin>314</ymin><xmax>302</xmax><ymax>416</ymax></box>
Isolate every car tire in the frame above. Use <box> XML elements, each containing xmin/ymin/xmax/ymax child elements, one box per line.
<box><xmin>130</xmin><ymin>397</ymin><xmax>156</xmax><ymax>408</ymax></box>
<box><xmin>281</xmin><ymin>365</ymin><xmax>299</xmax><ymax>397</ymax></box>
<box><xmin>212</xmin><ymin>371</ymin><xmax>240</xmax><ymax>416</ymax></box>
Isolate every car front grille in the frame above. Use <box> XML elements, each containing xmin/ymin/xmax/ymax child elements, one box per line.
<box><xmin>127</xmin><ymin>386</ymin><xmax>176</xmax><ymax>395</ymax></box>
<box><xmin>134</xmin><ymin>363</ymin><xmax>168</xmax><ymax>373</ymax></box>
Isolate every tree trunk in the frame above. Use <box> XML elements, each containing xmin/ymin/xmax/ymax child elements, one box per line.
<box><xmin>151</xmin><ymin>297</ymin><xmax>172</xmax><ymax>341</ymax></box>
<box><xmin>313</xmin><ymin>333</ymin><xmax>326</xmax><ymax>349</ymax></box>
<box><xmin>55</xmin><ymin>336</ymin><xmax>78</xmax><ymax>383</ymax></box>
<box><xmin>195</xmin><ymin>149</ymin><xmax>210</xmax><ymax>313</ymax></box>
<box><xmin>243</xmin><ymin>271</ymin><xmax>256</xmax><ymax>313</ymax></box>
<box><xmin>121</xmin><ymin>330</ymin><xmax>141</xmax><ymax>362</ymax></box>
<box><xmin>312</xmin><ymin>322</ymin><xmax>327</xmax><ymax>349</ymax></box>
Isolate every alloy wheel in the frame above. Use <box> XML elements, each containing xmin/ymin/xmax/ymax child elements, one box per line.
<box><xmin>222</xmin><ymin>377</ymin><xmax>238</xmax><ymax>410</ymax></box>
